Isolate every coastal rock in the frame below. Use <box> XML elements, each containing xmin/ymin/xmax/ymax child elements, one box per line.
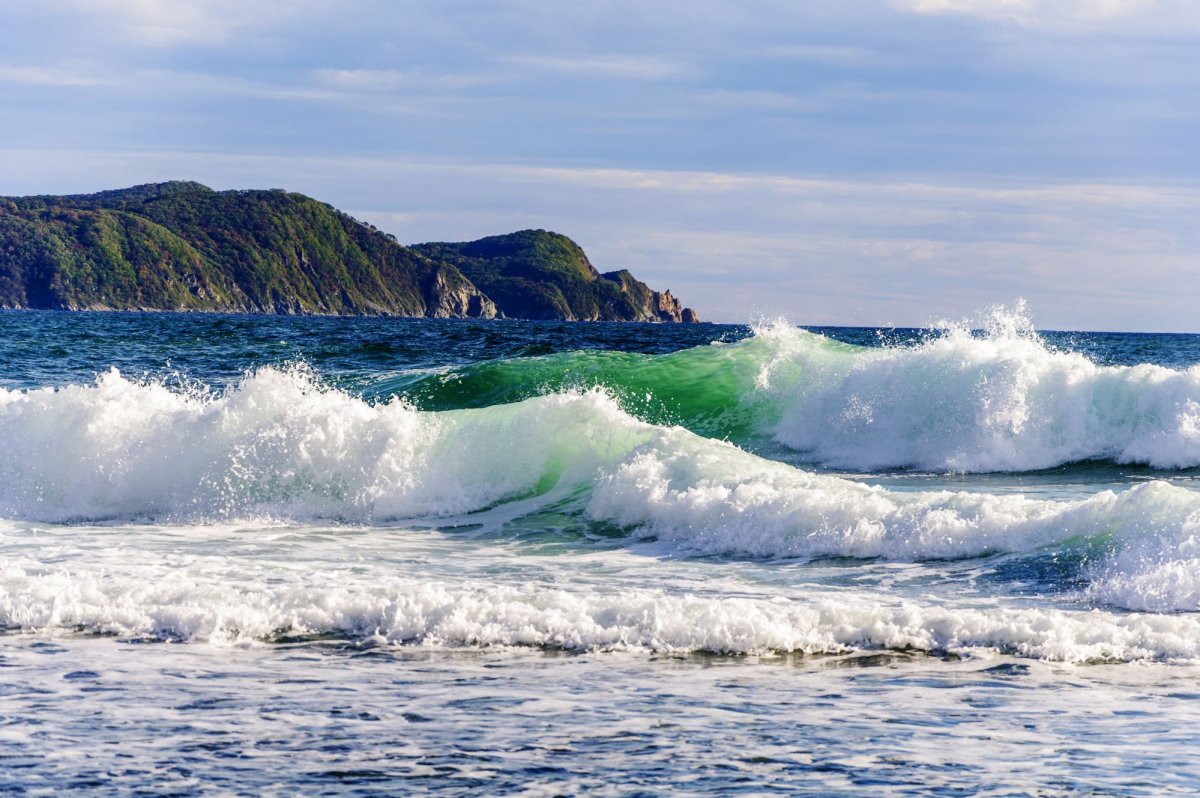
<box><xmin>649</xmin><ymin>289</ymin><xmax>701</xmax><ymax>323</ymax></box>
<box><xmin>421</xmin><ymin>266</ymin><xmax>498</xmax><ymax>319</ymax></box>
<box><xmin>600</xmin><ymin>271</ymin><xmax>700</xmax><ymax>323</ymax></box>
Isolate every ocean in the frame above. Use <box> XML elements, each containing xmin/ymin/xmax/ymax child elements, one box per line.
<box><xmin>5</xmin><ymin>307</ymin><xmax>1200</xmax><ymax>795</ymax></box>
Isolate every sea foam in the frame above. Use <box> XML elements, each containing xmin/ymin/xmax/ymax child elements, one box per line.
<box><xmin>5</xmin><ymin>559</ymin><xmax>1200</xmax><ymax>662</ymax></box>
<box><xmin>0</xmin><ymin>367</ymin><xmax>651</xmax><ymax>523</ymax></box>
<box><xmin>752</xmin><ymin>306</ymin><xmax>1200</xmax><ymax>471</ymax></box>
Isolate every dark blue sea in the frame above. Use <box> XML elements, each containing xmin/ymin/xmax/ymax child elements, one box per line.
<box><xmin>5</xmin><ymin>306</ymin><xmax>1200</xmax><ymax>795</ymax></box>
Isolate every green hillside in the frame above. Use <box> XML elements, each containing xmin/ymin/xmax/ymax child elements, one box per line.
<box><xmin>414</xmin><ymin>230</ymin><xmax>698</xmax><ymax>322</ymax></box>
<box><xmin>0</xmin><ymin>182</ymin><xmax>697</xmax><ymax>321</ymax></box>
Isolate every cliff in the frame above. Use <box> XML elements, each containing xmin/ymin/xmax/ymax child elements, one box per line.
<box><xmin>0</xmin><ymin>182</ymin><xmax>697</xmax><ymax>322</ymax></box>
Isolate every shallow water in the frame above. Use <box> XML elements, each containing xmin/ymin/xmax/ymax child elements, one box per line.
<box><xmin>5</xmin><ymin>308</ymin><xmax>1200</xmax><ymax>794</ymax></box>
<box><xmin>9</xmin><ymin>640</ymin><xmax>1200</xmax><ymax>796</ymax></box>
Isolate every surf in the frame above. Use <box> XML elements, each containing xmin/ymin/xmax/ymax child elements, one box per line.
<box><xmin>5</xmin><ymin>365</ymin><xmax>1200</xmax><ymax>612</ymax></box>
<box><xmin>6</xmin><ymin>552</ymin><xmax>1200</xmax><ymax>662</ymax></box>
<box><xmin>402</xmin><ymin>304</ymin><xmax>1200</xmax><ymax>473</ymax></box>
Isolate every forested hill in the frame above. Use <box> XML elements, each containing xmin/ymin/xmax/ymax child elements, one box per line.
<box><xmin>414</xmin><ymin>230</ymin><xmax>699</xmax><ymax>323</ymax></box>
<box><xmin>0</xmin><ymin>181</ymin><xmax>699</xmax><ymax>322</ymax></box>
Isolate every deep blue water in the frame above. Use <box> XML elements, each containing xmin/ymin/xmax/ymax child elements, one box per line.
<box><xmin>5</xmin><ymin>312</ymin><xmax>1198</xmax><ymax>393</ymax></box>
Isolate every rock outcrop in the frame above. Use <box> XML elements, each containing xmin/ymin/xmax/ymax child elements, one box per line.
<box><xmin>420</xmin><ymin>268</ymin><xmax>498</xmax><ymax>319</ymax></box>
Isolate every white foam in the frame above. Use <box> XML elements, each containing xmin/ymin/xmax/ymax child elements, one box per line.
<box><xmin>751</xmin><ymin>305</ymin><xmax>1200</xmax><ymax>471</ymax></box>
<box><xmin>589</xmin><ymin>431</ymin><xmax>1199</xmax><ymax>558</ymax></box>
<box><xmin>6</xmin><ymin>560</ymin><xmax>1200</xmax><ymax>662</ymax></box>
<box><xmin>588</xmin><ymin>436</ymin><xmax>1200</xmax><ymax>610</ymax></box>
<box><xmin>1083</xmin><ymin>487</ymin><xmax>1200</xmax><ymax>612</ymax></box>
<box><xmin>0</xmin><ymin>367</ymin><xmax>653</xmax><ymax>523</ymax></box>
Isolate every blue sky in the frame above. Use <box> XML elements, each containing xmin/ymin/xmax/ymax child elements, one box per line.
<box><xmin>1</xmin><ymin>1</ymin><xmax>1198</xmax><ymax>329</ymax></box>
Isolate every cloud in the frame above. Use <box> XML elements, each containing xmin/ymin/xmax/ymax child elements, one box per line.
<box><xmin>892</xmin><ymin>0</ymin><xmax>1197</xmax><ymax>30</ymax></box>
<box><xmin>758</xmin><ymin>44</ymin><xmax>897</xmax><ymax>68</ymax></box>
<box><xmin>0</xmin><ymin>66</ymin><xmax>107</xmax><ymax>86</ymax></box>
<box><xmin>698</xmin><ymin>89</ymin><xmax>817</xmax><ymax>112</ymax></box>
<box><xmin>46</xmin><ymin>68</ymin><xmax>462</xmax><ymax>117</ymax></box>
<box><xmin>4</xmin><ymin>147</ymin><xmax>1198</xmax><ymax>330</ymax></box>
<box><xmin>0</xmin><ymin>1</ymin><xmax>1195</xmax><ymax>329</ymax></box>
<box><xmin>54</xmin><ymin>0</ymin><xmax>320</xmax><ymax>45</ymax></box>
<box><xmin>313</xmin><ymin>68</ymin><xmax>503</xmax><ymax>93</ymax></box>
<box><xmin>508</xmin><ymin>54</ymin><xmax>695</xmax><ymax>81</ymax></box>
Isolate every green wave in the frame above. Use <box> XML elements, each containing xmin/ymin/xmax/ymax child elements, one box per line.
<box><xmin>385</xmin><ymin>328</ymin><xmax>863</xmax><ymax>441</ymax></box>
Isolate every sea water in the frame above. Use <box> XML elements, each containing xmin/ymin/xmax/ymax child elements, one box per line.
<box><xmin>5</xmin><ymin>308</ymin><xmax>1200</xmax><ymax>795</ymax></box>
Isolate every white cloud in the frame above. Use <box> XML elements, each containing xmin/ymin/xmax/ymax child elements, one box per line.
<box><xmin>0</xmin><ymin>0</ymin><xmax>1195</xmax><ymax>329</ymax></box>
<box><xmin>0</xmin><ymin>66</ymin><xmax>107</xmax><ymax>86</ymax></box>
<box><xmin>509</xmin><ymin>54</ymin><xmax>694</xmax><ymax>81</ymax></box>
<box><xmin>893</xmin><ymin>0</ymin><xmax>1196</xmax><ymax>30</ymax></box>
<box><xmin>71</xmin><ymin>69</ymin><xmax>457</xmax><ymax>116</ymax></box>
<box><xmin>450</xmin><ymin>161</ymin><xmax>1200</xmax><ymax>212</ymax></box>
<box><xmin>55</xmin><ymin>0</ymin><xmax>320</xmax><ymax>45</ymax></box>
<box><xmin>758</xmin><ymin>44</ymin><xmax>897</xmax><ymax>68</ymax></box>
<box><xmin>698</xmin><ymin>89</ymin><xmax>816</xmax><ymax>112</ymax></box>
<box><xmin>313</xmin><ymin>69</ymin><xmax>502</xmax><ymax>93</ymax></box>
<box><xmin>4</xmin><ymin>148</ymin><xmax>1197</xmax><ymax>330</ymax></box>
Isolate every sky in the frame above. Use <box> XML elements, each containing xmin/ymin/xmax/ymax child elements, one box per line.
<box><xmin>1</xmin><ymin>0</ymin><xmax>1198</xmax><ymax>329</ymax></box>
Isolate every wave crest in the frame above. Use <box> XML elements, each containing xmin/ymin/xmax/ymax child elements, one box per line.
<box><xmin>400</xmin><ymin>306</ymin><xmax>1200</xmax><ymax>473</ymax></box>
<box><xmin>0</xmin><ymin>367</ymin><xmax>651</xmax><ymax>523</ymax></box>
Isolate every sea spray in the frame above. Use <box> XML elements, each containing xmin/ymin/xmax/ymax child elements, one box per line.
<box><xmin>765</xmin><ymin>306</ymin><xmax>1200</xmax><ymax>471</ymax></box>
<box><xmin>0</xmin><ymin>363</ymin><xmax>1164</xmax><ymax>553</ymax></box>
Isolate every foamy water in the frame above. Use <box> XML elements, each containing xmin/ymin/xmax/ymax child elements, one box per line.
<box><xmin>752</xmin><ymin>308</ymin><xmax>1200</xmax><ymax>472</ymax></box>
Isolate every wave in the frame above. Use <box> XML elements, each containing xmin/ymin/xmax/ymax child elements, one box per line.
<box><xmin>5</xmin><ymin>366</ymin><xmax>1200</xmax><ymax>611</ymax></box>
<box><xmin>587</xmin><ymin>429</ymin><xmax>1200</xmax><ymax>612</ymax></box>
<box><xmin>5</xmin><ymin>562</ymin><xmax>1200</xmax><ymax>662</ymax></box>
<box><xmin>391</xmin><ymin>338</ymin><xmax>769</xmax><ymax>439</ymax></box>
<box><xmin>766</xmin><ymin>307</ymin><xmax>1200</xmax><ymax>472</ymax></box>
<box><xmin>402</xmin><ymin>304</ymin><xmax>1200</xmax><ymax>473</ymax></box>
<box><xmin>0</xmin><ymin>367</ymin><xmax>651</xmax><ymax>524</ymax></box>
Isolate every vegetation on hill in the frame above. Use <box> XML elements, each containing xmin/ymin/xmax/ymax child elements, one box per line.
<box><xmin>0</xmin><ymin>182</ymin><xmax>697</xmax><ymax>322</ymax></box>
<box><xmin>414</xmin><ymin>230</ymin><xmax>698</xmax><ymax>322</ymax></box>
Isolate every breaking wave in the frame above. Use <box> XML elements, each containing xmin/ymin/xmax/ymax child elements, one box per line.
<box><xmin>404</xmin><ymin>305</ymin><xmax>1200</xmax><ymax>472</ymax></box>
<box><xmin>4</xmin><ymin>365</ymin><xmax>1200</xmax><ymax>612</ymax></box>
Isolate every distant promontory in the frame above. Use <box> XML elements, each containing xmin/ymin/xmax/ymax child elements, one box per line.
<box><xmin>0</xmin><ymin>181</ymin><xmax>699</xmax><ymax>322</ymax></box>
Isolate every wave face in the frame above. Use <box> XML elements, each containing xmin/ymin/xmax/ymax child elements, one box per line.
<box><xmin>393</xmin><ymin>339</ymin><xmax>770</xmax><ymax>440</ymax></box>
<box><xmin>403</xmin><ymin>306</ymin><xmax>1200</xmax><ymax>472</ymax></box>
<box><xmin>5</xmin><ymin>365</ymin><xmax>1200</xmax><ymax>613</ymax></box>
